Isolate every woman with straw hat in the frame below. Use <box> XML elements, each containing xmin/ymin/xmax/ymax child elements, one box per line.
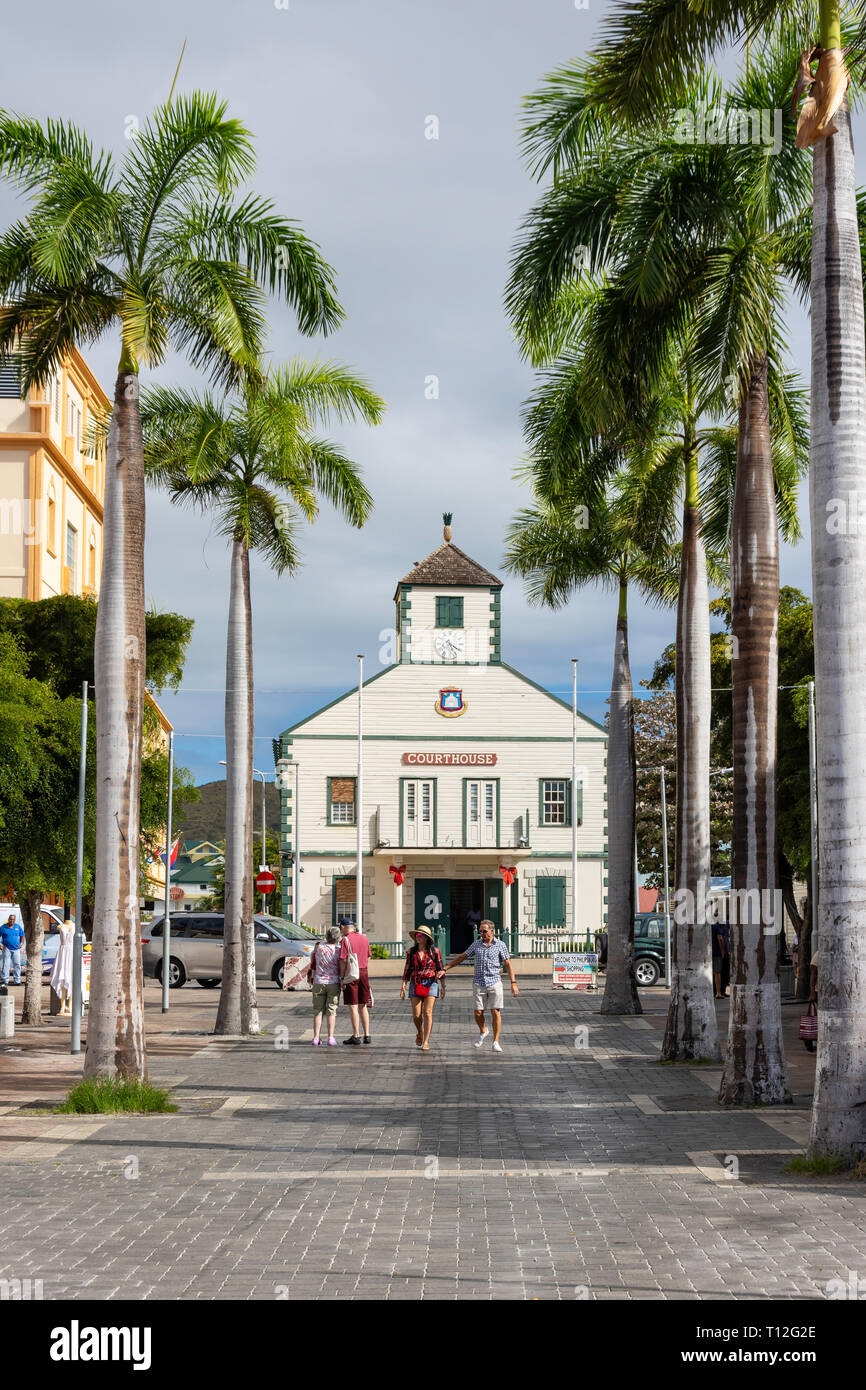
<box><xmin>400</xmin><ymin>925</ymin><xmax>445</xmax><ymax>1051</ymax></box>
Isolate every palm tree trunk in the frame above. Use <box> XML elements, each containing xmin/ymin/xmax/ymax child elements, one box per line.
<box><xmin>809</xmin><ymin>94</ymin><xmax>866</xmax><ymax>1157</ymax></box>
<box><xmin>20</xmin><ymin>889</ymin><xmax>44</xmax><ymax>1025</ymax></box>
<box><xmin>215</xmin><ymin>537</ymin><xmax>258</xmax><ymax>1035</ymax></box>
<box><xmin>84</xmin><ymin>367</ymin><xmax>147</xmax><ymax>1080</ymax></box>
<box><xmin>720</xmin><ymin>355</ymin><xmax>790</xmax><ymax>1105</ymax></box>
<box><xmin>662</xmin><ymin>447</ymin><xmax>720</xmax><ymax>1061</ymax></box>
<box><xmin>601</xmin><ymin>579</ymin><xmax>640</xmax><ymax>1014</ymax></box>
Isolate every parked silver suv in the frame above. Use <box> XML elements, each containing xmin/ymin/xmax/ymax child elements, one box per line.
<box><xmin>141</xmin><ymin>913</ymin><xmax>320</xmax><ymax>989</ymax></box>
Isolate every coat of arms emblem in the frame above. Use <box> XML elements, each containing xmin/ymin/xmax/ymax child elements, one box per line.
<box><xmin>435</xmin><ymin>687</ymin><xmax>466</xmax><ymax>717</ymax></box>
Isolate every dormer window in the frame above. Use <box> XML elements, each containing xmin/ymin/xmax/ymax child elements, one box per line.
<box><xmin>435</xmin><ymin>596</ymin><xmax>463</xmax><ymax>628</ymax></box>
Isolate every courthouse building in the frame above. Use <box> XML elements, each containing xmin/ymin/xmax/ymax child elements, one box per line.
<box><xmin>276</xmin><ymin>521</ymin><xmax>608</xmax><ymax>954</ymax></box>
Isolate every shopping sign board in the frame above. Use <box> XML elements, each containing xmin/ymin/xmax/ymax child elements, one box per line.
<box><xmin>552</xmin><ymin>952</ymin><xmax>598</xmax><ymax>990</ymax></box>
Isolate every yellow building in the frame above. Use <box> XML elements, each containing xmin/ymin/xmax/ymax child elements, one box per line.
<box><xmin>0</xmin><ymin>347</ymin><xmax>108</xmax><ymax>599</ymax></box>
<box><xmin>0</xmin><ymin>342</ymin><xmax>176</xmax><ymax>907</ymax></box>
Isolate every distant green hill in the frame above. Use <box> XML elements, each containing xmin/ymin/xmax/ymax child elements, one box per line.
<box><xmin>176</xmin><ymin>779</ymin><xmax>281</xmax><ymax>845</ymax></box>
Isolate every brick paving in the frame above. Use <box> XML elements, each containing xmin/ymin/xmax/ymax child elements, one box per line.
<box><xmin>0</xmin><ymin>978</ymin><xmax>864</xmax><ymax>1300</ymax></box>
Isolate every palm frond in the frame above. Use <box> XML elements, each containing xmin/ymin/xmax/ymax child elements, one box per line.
<box><xmin>166</xmin><ymin>197</ymin><xmax>344</xmax><ymax>336</ymax></box>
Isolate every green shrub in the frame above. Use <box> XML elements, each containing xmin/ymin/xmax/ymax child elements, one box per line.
<box><xmin>56</xmin><ymin>1076</ymin><xmax>178</xmax><ymax>1114</ymax></box>
<box><xmin>784</xmin><ymin>1151</ymin><xmax>851</xmax><ymax>1176</ymax></box>
<box><xmin>370</xmin><ymin>943</ymin><xmax>390</xmax><ymax>959</ymax></box>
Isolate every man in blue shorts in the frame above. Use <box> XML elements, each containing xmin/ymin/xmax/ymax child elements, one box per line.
<box><xmin>443</xmin><ymin>919</ymin><xmax>518</xmax><ymax>1052</ymax></box>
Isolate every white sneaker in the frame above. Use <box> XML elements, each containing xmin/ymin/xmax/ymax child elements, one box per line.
<box><xmin>492</xmin><ymin>1041</ymin><xmax>502</xmax><ymax>1053</ymax></box>
<box><xmin>474</xmin><ymin>1029</ymin><xmax>489</xmax><ymax>1048</ymax></box>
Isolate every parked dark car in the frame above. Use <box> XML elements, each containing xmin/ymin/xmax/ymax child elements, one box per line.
<box><xmin>633</xmin><ymin>912</ymin><xmax>669</xmax><ymax>986</ymax></box>
<box><xmin>141</xmin><ymin>912</ymin><xmax>320</xmax><ymax>989</ymax></box>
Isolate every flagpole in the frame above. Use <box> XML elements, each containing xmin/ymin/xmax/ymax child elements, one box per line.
<box><xmin>161</xmin><ymin>731</ymin><xmax>175</xmax><ymax>1013</ymax></box>
<box><xmin>356</xmin><ymin>656</ymin><xmax>364</xmax><ymax>932</ymax></box>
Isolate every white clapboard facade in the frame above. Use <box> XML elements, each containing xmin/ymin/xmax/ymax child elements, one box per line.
<box><xmin>275</xmin><ymin>524</ymin><xmax>608</xmax><ymax>954</ymax></box>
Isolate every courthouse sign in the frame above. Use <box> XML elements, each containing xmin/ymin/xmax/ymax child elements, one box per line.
<box><xmin>402</xmin><ymin>752</ymin><xmax>498</xmax><ymax>766</ymax></box>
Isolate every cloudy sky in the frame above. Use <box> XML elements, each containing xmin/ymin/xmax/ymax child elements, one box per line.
<box><xmin>4</xmin><ymin>0</ymin><xmax>828</xmax><ymax>784</ymax></box>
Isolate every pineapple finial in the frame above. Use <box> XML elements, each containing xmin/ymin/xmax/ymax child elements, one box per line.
<box><xmin>443</xmin><ymin>511</ymin><xmax>453</xmax><ymax>542</ymax></box>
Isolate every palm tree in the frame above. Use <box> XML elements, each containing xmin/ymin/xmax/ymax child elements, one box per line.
<box><xmin>141</xmin><ymin>360</ymin><xmax>384</xmax><ymax>1034</ymax></box>
<box><xmin>590</xmin><ymin>0</ymin><xmax>866</xmax><ymax>1154</ymax></box>
<box><xmin>507</xmin><ymin>106</ymin><xmax>729</xmax><ymax>1058</ymax></box>
<box><xmin>603</xmin><ymin>48</ymin><xmax>811</xmax><ymax>1101</ymax></box>
<box><xmin>0</xmin><ymin>94</ymin><xmax>343</xmax><ymax>1079</ymax></box>
<box><xmin>505</xmin><ymin>342</ymin><xmax>731</xmax><ymax>1019</ymax></box>
<box><xmin>508</xmin><ymin>53</ymin><xmax>809</xmax><ymax>1080</ymax></box>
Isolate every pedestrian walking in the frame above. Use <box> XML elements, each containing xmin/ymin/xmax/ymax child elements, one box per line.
<box><xmin>400</xmin><ymin>925</ymin><xmax>445</xmax><ymax>1051</ymax></box>
<box><xmin>443</xmin><ymin>919</ymin><xmax>518</xmax><ymax>1053</ymax></box>
<box><xmin>340</xmin><ymin>922</ymin><xmax>373</xmax><ymax>1046</ymax></box>
<box><xmin>310</xmin><ymin>925</ymin><xmax>342</xmax><ymax>1046</ymax></box>
<box><xmin>0</xmin><ymin>913</ymin><xmax>25</xmax><ymax>985</ymax></box>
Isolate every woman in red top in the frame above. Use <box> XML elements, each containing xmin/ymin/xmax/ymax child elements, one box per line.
<box><xmin>400</xmin><ymin>925</ymin><xmax>445</xmax><ymax>1051</ymax></box>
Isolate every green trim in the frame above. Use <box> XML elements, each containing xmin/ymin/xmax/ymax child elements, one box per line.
<box><xmin>326</xmin><ymin>774</ymin><xmax>357</xmax><ymax>827</ymax></box>
<box><xmin>489</xmin><ymin>587</ymin><xmax>501</xmax><ymax>665</ymax></box>
<box><xmin>399</xmin><ymin>583</ymin><xmax>412</xmax><ymax>664</ymax></box>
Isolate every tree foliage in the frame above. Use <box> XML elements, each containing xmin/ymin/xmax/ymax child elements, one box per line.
<box><xmin>0</xmin><ymin>595</ymin><xmax>193</xmax><ymax>696</ymax></box>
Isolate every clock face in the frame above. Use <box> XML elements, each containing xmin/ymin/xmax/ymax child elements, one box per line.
<box><xmin>435</xmin><ymin>630</ymin><xmax>465</xmax><ymax>660</ymax></box>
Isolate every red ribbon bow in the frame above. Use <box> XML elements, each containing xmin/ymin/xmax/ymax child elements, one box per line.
<box><xmin>389</xmin><ymin>864</ymin><xmax>407</xmax><ymax>886</ymax></box>
<box><xmin>499</xmin><ymin>865</ymin><xmax>517</xmax><ymax>886</ymax></box>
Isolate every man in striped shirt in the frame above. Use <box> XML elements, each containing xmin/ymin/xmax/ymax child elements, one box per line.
<box><xmin>443</xmin><ymin>920</ymin><xmax>518</xmax><ymax>1052</ymax></box>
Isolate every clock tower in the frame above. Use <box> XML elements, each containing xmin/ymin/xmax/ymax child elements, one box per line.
<box><xmin>394</xmin><ymin>514</ymin><xmax>502</xmax><ymax>666</ymax></box>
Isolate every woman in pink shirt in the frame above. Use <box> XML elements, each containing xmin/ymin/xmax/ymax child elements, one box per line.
<box><xmin>310</xmin><ymin>926</ymin><xmax>342</xmax><ymax>1045</ymax></box>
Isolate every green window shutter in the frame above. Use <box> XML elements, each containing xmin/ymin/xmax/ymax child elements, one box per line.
<box><xmin>436</xmin><ymin>596</ymin><xmax>463</xmax><ymax>627</ymax></box>
<box><xmin>537</xmin><ymin>875</ymin><xmax>567</xmax><ymax>927</ymax></box>
<box><xmin>551</xmin><ymin>876</ymin><xmax>566</xmax><ymax>927</ymax></box>
<box><xmin>574</xmin><ymin>780</ymin><xmax>583</xmax><ymax>827</ymax></box>
<box><xmin>537</xmin><ymin>875</ymin><xmax>566</xmax><ymax>928</ymax></box>
<box><xmin>536</xmin><ymin>876</ymin><xmax>551</xmax><ymax>926</ymax></box>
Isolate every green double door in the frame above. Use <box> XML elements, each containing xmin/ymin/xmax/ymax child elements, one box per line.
<box><xmin>413</xmin><ymin>878</ymin><xmax>517</xmax><ymax>956</ymax></box>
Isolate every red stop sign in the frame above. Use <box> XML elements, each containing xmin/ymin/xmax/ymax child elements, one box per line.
<box><xmin>256</xmin><ymin>869</ymin><xmax>276</xmax><ymax>894</ymax></box>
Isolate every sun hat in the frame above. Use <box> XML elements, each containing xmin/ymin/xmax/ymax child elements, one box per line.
<box><xmin>409</xmin><ymin>925</ymin><xmax>435</xmax><ymax>943</ymax></box>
